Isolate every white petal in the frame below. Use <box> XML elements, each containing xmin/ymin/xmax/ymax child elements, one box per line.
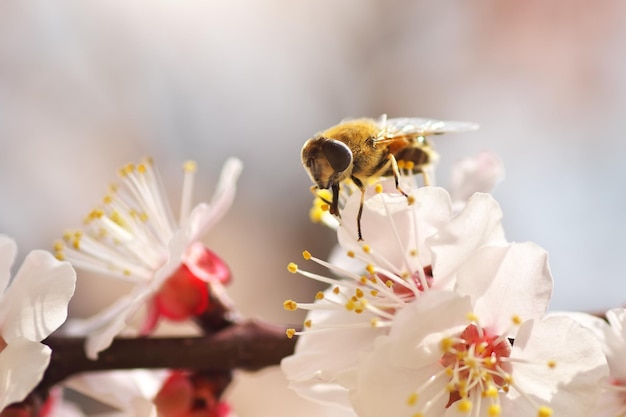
<box><xmin>456</xmin><ymin>243</ymin><xmax>553</xmax><ymax>334</ymax></box>
<box><xmin>0</xmin><ymin>337</ymin><xmax>51</xmax><ymax>410</ymax></box>
<box><xmin>428</xmin><ymin>193</ymin><xmax>506</xmax><ymax>281</ymax></box>
<box><xmin>387</xmin><ymin>291</ymin><xmax>472</xmax><ymax>367</ymax></box>
<box><xmin>190</xmin><ymin>157</ymin><xmax>243</xmax><ymax>242</ymax></box>
<box><xmin>338</xmin><ymin>186</ymin><xmax>452</xmax><ymax>270</ymax></box>
<box><xmin>0</xmin><ymin>250</ymin><xmax>76</xmax><ymax>342</ymax></box>
<box><xmin>346</xmin><ymin>338</ymin><xmax>449</xmax><ymax>417</ymax></box>
<box><xmin>0</xmin><ymin>235</ymin><xmax>17</xmax><ymax>293</ymax></box>
<box><xmin>505</xmin><ymin>316</ymin><xmax>608</xmax><ymax>417</ymax></box>
<box><xmin>63</xmin><ymin>292</ymin><xmax>145</xmax><ymax>359</ymax></box>
<box><xmin>449</xmin><ymin>151</ymin><xmax>504</xmax><ymax>207</ymax></box>
<box><xmin>65</xmin><ymin>370</ymin><xmax>167</xmax><ymax>417</ymax></box>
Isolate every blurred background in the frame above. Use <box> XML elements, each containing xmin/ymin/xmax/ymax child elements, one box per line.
<box><xmin>0</xmin><ymin>0</ymin><xmax>625</xmax><ymax>414</ymax></box>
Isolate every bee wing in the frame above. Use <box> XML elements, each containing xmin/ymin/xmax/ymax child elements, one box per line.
<box><xmin>377</xmin><ymin>117</ymin><xmax>479</xmax><ymax>139</ymax></box>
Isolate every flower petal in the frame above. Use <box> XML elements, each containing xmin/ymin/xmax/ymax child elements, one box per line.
<box><xmin>455</xmin><ymin>242</ymin><xmax>553</xmax><ymax>334</ymax></box>
<box><xmin>504</xmin><ymin>316</ymin><xmax>608</xmax><ymax>417</ymax></box>
<box><xmin>0</xmin><ymin>235</ymin><xmax>17</xmax><ymax>293</ymax></box>
<box><xmin>428</xmin><ymin>192</ymin><xmax>506</xmax><ymax>281</ymax></box>
<box><xmin>449</xmin><ymin>151</ymin><xmax>504</xmax><ymax>209</ymax></box>
<box><xmin>0</xmin><ymin>250</ymin><xmax>76</xmax><ymax>343</ymax></box>
<box><xmin>0</xmin><ymin>337</ymin><xmax>51</xmax><ymax>411</ymax></box>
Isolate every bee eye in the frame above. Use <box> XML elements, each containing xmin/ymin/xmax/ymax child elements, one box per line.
<box><xmin>322</xmin><ymin>139</ymin><xmax>352</xmax><ymax>173</ymax></box>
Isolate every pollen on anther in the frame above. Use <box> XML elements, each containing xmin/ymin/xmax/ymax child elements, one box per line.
<box><xmin>333</xmin><ymin>286</ymin><xmax>340</xmax><ymax>295</ymax></box>
<box><xmin>547</xmin><ymin>360</ymin><xmax>557</xmax><ymax>369</ymax></box>
<box><xmin>362</xmin><ymin>245</ymin><xmax>371</xmax><ymax>254</ymax></box>
<box><xmin>320</xmin><ymin>204</ymin><xmax>329</xmax><ymax>212</ymax></box>
<box><xmin>287</xmin><ymin>263</ymin><xmax>298</xmax><ymax>273</ymax></box>
<box><xmin>466</xmin><ymin>312</ymin><xmax>479</xmax><ymax>322</ymax></box>
<box><xmin>283</xmin><ymin>300</ymin><xmax>298</xmax><ymax>311</ymax></box>
<box><xmin>407</xmin><ymin>195</ymin><xmax>416</xmax><ymax>205</ymax></box>
<box><xmin>375</xmin><ymin>184</ymin><xmax>383</xmax><ymax>194</ymax></box>
<box><xmin>457</xmin><ymin>398</ymin><xmax>472</xmax><ymax>413</ymax></box>
<box><xmin>537</xmin><ymin>406</ymin><xmax>553</xmax><ymax>417</ymax></box>
<box><xmin>315</xmin><ymin>291</ymin><xmax>324</xmax><ymax>300</ymax></box>
<box><xmin>286</xmin><ymin>328</ymin><xmax>296</xmax><ymax>339</ymax></box>
<box><xmin>355</xmin><ymin>288</ymin><xmax>364</xmax><ymax>298</ymax></box>
<box><xmin>440</xmin><ymin>337</ymin><xmax>454</xmax><ymax>352</ymax></box>
<box><xmin>183</xmin><ymin>160</ymin><xmax>197</xmax><ymax>173</ymax></box>
<box><xmin>347</xmin><ymin>250</ymin><xmax>355</xmax><ymax>258</ymax></box>
<box><xmin>304</xmin><ymin>319</ymin><xmax>312</xmax><ymax>328</ymax></box>
<box><xmin>511</xmin><ymin>315</ymin><xmax>522</xmax><ymax>326</ymax></box>
<box><xmin>405</xmin><ymin>161</ymin><xmax>415</xmax><ymax>171</ymax></box>
<box><xmin>488</xmin><ymin>404</ymin><xmax>502</xmax><ymax>417</ymax></box>
<box><xmin>302</xmin><ymin>250</ymin><xmax>312</xmax><ymax>260</ymax></box>
<box><xmin>366</xmin><ymin>264</ymin><xmax>376</xmax><ymax>274</ymax></box>
<box><xmin>407</xmin><ymin>392</ymin><xmax>418</xmax><ymax>406</ymax></box>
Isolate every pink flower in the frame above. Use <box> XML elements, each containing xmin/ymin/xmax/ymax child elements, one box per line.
<box><xmin>58</xmin><ymin>158</ymin><xmax>242</xmax><ymax>359</ymax></box>
<box><xmin>341</xmin><ymin>290</ymin><xmax>608</xmax><ymax>417</ymax></box>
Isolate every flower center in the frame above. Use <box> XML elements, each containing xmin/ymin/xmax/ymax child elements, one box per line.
<box><xmin>440</xmin><ymin>323</ymin><xmax>513</xmax><ymax>404</ymax></box>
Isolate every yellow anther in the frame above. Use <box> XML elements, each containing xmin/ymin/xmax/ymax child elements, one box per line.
<box><xmin>183</xmin><ymin>160</ymin><xmax>197</xmax><ymax>173</ymax></box>
<box><xmin>547</xmin><ymin>360</ymin><xmax>557</xmax><ymax>369</ymax></box>
<box><xmin>304</xmin><ymin>319</ymin><xmax>312</xmax><ymax>328</ymax></box>
<box><xmin>511</xmin><ymin>315</ymin><xmax>522</xmax><ymax>325</ymax></box>
<box><xmin>123</xmin><ymin>163</ymin><xmax>135</xmax><ymax>175</ymax></box>
<box><xmin>409</xmin><ymin>249</ymin><xmax>418</xmax><ymax>257</ymax></box>
<box><xmin>302</xmin><ymin>250</ymin><xmax>311</xmax><ymax>260</ymax></box>
<box><xmin>397</xmin><ymin>160</ymin><xmax>406</xmax><ymax>169</ymax></box>
<box><xmin>407</xmin><ymin>392</ymin><xmax>418</xmax><ymax>406</ymax></box>
<box><xmin>360</xmin><ymin>276</ymin><xmax>368</xmax><ymax>284</ymax></box>
<box><xmin>355</xmin><ymin>288</ymin><xmax>364</xmax><ymax>298</ymax></box>
<box><xmin>476</xmin><ymin>342</ymin><xmax>488</xmax><ymax>355</ymax></box>
<box><xmin>488</xmin><ymin>404</ymin><xmax>502</xmax><ymax>417</ymax></box>
<box><xmin>401</xmin><ymin>271</ymin><xmax>409</xmax><ymax>279</ymax></box>
<box><xmin>466</xmin><ymin>312</ymin><xmax>479</xmax><ymax>322</ymax></box>
<box><xmin>347</xmin><ymin>250</ymin><xmax>355</xmax><ymax>258</ymax></box>
<box><xmin>412</xmin><ymin>414</ymin><xmax>424</xmax><ymax>417</ymax></box>
<box><xmin>370</xmin><ymin>289</ymin><xmax>379</xmax><ymax>296</ymax></box>
<box><xmin>333</xmin><ymin>286</ymin><xmax>340</xmax><ymax>294</ymax></box>
<box><xmin>320</xmin><ymin>203</ymin><xmax>329</xmax><ymax>212</ymax></box>
<box><xmin>407</xmin><ymin>195</ymin><xmax>416</xmax><ymax>205</ymax></box>
<box><xmin>122</xmin><ymin>269</ymin><xmax>131</xmax><ymax>276</ymax></box>
<box><xmin>103</xmin><ymin>195</ymin><xmax>113</xmax><ymax>204</ymax></box>
<box><xmin>440</xmin><ymin>337</ymin><xmax>454</xmax><ymax>352</ymax></box>
<box><xmin>457</xmin><ymin>399</ymin><xmax>472</xmax><ymax>413</ymax></box>
<box><xmin>537</xmin><ymin>406</ymin><xmax>553</xmax><ymax>417</ymax></box>
<box><xmin>137</xmin><ymin>163</ymin><xmax>147</xmax><ymax>173</ymax></box>
<box><xmin>139</xmin><ymin>212</ymin><xmax>149</xmax><ymax>222</ymax></box>
<box><xmin>345</xmin><ymin>299</ymin><xmax>356</xmax><ymax>311</ymax></box>
<box><xmin>375</xmin><ymin>184</ymin><xmax>383</xmax><ymax>193</ymax></box>
<box><xmin>370</xmin><ymin>318</ymin><xmax>379</xmax><ymax>327</ymax></box>
<box><xmin>385</xmin><ymin>280</ymin><xmax>394</xmax><ymax>288</ymax></box>
<box><xmin>54</xmin><ymin>252</ymin><xmax>65</xmax><ymax>261</ymax></box>
<box><xmin>287</xmin><ymin>263</ymin><xmax>298</xmax><ymax>273</ymax></box>
<box><xmin>484</xmin><ymin>385</ymin><xmax>498</xmax><ymax>398</ymax></box>
<box><xmin>283</xmin><ymin>300</ymin><xmax>298</xmax><ymax>311</ymax></box>
<box><xmin>52</xmin><ymin>241</ymin><xmax>64</xmax><ymax>252</ymax></box>
<box><xmin>309</xmin><ymin>207</ymin><xmax>323</xmax><ymax>223</ymax></box>
<box><xmin>366</xmin><ymin>264</ymin><xmax>375</xmax><ymax>274</ymax></box>
<box><xmin>315</xmin><ymin>291</ymin><xmax>324</xmax><ymax>300</ymax></box>
<box><xmin>286</xmin><ymin>329</ymin><xmax>296</xmax><ymax>339</ymax></box>
<box><xmin>362</xmin><ymin>245</ymin><xmax>371</xmax><ymax>254</ymax></box>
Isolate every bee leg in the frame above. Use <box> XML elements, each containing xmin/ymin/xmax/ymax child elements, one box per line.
<box><xmin>420</xmin><ymin>168</ymin><xmax>432</xmax><ymax>186</ymax></box>
<box><xmin>329</xmin><ymin>183</ymin><xmax>341</xmax><ymax>218</ymax></box>
<box><xmin>389</xmin><ymin>155</ymin><xmax>410</xmax><ymax>199</ymax></box>
<box><xmin>351</xmin><ymin>176</ymin><xmax>365</xmax><ymax>241</ymax></box>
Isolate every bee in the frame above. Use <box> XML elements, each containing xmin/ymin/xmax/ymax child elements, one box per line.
<box><xmin>301</xmin><ymin>114</ymin><xmax>478</xmax><ymax>240</ymax></box>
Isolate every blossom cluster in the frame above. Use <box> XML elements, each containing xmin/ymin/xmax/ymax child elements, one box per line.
<box><xmin>281</xmin><ymin>153</ymin><xmax>623</xmax><ymax>417</ymax></box>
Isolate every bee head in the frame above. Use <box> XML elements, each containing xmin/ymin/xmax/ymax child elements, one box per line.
<box><xmin>301</xmin><ymin>137</ymin><xmax>353</xmax><ymax>189</ymax></box>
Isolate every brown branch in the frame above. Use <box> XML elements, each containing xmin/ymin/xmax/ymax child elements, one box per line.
<box><xmin>36</xmin><ymin>319</ymin><xmax>296</xmax><ymax>394</ymax></box>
